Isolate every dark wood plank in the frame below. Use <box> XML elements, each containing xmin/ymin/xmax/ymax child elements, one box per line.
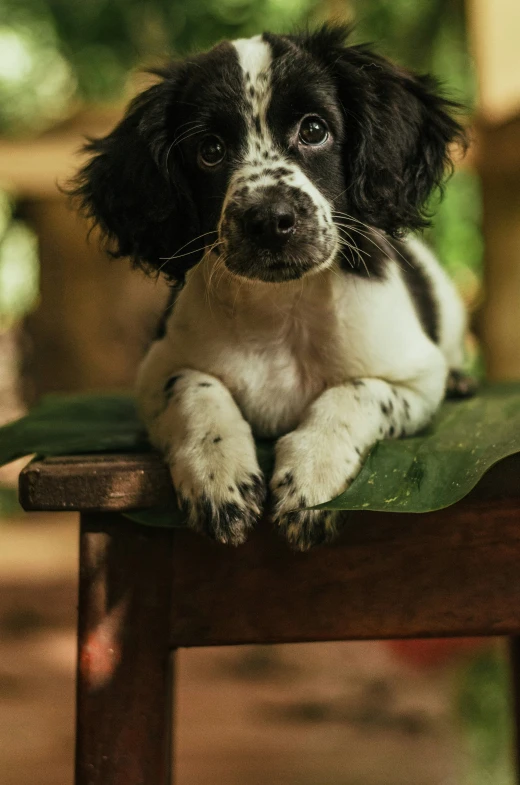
<box><xmin>20</xmin><ymin>453</ymin><xmax>174</xmax><ymax>512</ymax></box>
<box><xmin>75</xmin><ymin>513</ymin><xmax>174</xmax><ymax>785</ymax></box>
<box><xmin>170</xmin><ymin>492</ymin><xmax>520</xmax><ymax>646</ymax></box>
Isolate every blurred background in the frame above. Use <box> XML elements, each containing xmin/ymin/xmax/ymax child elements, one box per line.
<box><xmin>0</xmin><ymin>0</ymin><xmax>519</xmax><ymax>783</ymax></box>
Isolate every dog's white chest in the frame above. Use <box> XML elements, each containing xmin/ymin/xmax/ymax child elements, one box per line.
<box><xmin>221</xmin><ymin>318</ymin><xmax>340</xmax><ymax>437</ymax></box>
<box><xmin>169</xmin><ymin>270</ymin><xmax>344</xmax><ymax>438</ymax></box>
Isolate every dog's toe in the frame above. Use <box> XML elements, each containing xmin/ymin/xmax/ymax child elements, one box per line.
<box><xmin>180</xmin><ymin>473</ymin><xmax>265</xmax><ymax>546</ymax></box>
<box><xmin>275</xmin><ymin>505</ymin><xmax>339</xmax><ymax>551</ymax></box>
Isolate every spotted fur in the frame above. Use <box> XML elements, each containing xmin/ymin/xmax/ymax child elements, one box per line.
<box><xmin>72</xmin><ymin>25</ymin><xmax>470</xmax><ymax>550</ymax></box>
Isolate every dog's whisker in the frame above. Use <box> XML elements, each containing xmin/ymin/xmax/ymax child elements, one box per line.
<box><xmin>335</xmin><ymin>221</ymin><xmax>407</xmax><ymax>275</ymax></box>
<box><xmin>335</xmin><ymin>230</ymin><xmax>371</xmax><ymax>259</ymax></box>
<box><xmin>334</xmin><ymin>220</ymin><xmax>394</xmax><ymax>264</ymax></box>
<box><xmin>231</xmin><ymin>274</ymin><xmax>247</xmax><ymax>317</ymax></box>
<box><xmin>175</xmin><ymin>119</ymin><xmax>205</xmax><ymax>133</ymax></box>
<box><xmin>164</xmin><ymin>142</ymin><xmax>176</xmax><ymax>176</ymax></box>
<box><xmin>171</xmin><ymin>124</ymin><xmax>206</xmax><ymax>146</ymax></box>
<box><xmin>206</xmin><ymin>248</ymin><xmax>229</xmax><ymax>297</ymax></box>
<box><xmin>159</xmin><ymin>242</ymin><xmax>222</xmax><ymax>266</ymax></box>
<box><xmin>336</xmin><ymin>242</ymin><xmax>357</xmax><ymax>269</ymax></box>
<box><xmin>215</xmin><ymin>253</ymin><xmax>233</xmax><ymax>290</ymax></box>
<box><xmin>335</xmin><ymin>237</ymin><xmax>356</xmax><ymax>265</ymax></box>
<box><xmin>338</xmin><ymin>225</ymin><xmax>390</xmax><ymax>277</ymax></box>
<box><xmin>331</xmin><ymin>211</ymin><xmax>414</xmax><ymax>269</ymax></box>
<box><xmin>172</xmin><ymin>129</ymin><xmax>205</xmax><ymax>148</ymax></box>
<box><xmin>164</xmin><ymin>123</ymin><xmax>207</xmax><ymax>174</ymax></box>
<box><xmin>331</xmin><ymin>185</ymin><xmax>354</xmax><ymax>204</ymax></box>
<box><xmin>337</xmin><ymin>229</ymin><xmax>371</xmax><ymax>276</ymax></box>
<box><xmin>335</xmin><ymin>231</ymin><xmax>368</xmax><ymax>271</ymax></box>
<box><xmin>160</xmin><ymin>231</ymin><xmax>218</xmax><ymax>262</ymax></box>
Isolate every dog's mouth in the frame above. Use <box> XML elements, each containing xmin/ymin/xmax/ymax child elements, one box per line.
<box><xmin>221</xmin><ymin>238</ymin><xmax>336</xmax><ymax>282</ymax></box>
<box><xmin>222</xmin><ymin>245</ymin><xmax>303</xmax><ymax>282</ymax></box>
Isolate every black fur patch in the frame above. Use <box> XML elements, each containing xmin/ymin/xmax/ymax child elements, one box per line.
<box><xmin>396</xmin><ymin>240</ymin><xmax>439</xmax><ymax>343</ymax></box>
<box><xmin>68</xmin><ymin>42</ymin><xmax>245</xmax><ymax>283</ymax></box>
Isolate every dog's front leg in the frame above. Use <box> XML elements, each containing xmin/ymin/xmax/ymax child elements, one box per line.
<box><xmin>137</xmin><ymin>349</ymin><xmax>265</xmax><ymax>545</ymax></box>
<box><xmin>271</xmin><ymin>372</ymin><xmax>446</xmax><ymax>551</ymax></box>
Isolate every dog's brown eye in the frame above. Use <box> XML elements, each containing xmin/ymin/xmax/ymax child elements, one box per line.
<box><xmin>298</xmin><ymin>116</ymin><xmax>329</xmax><ymax>146</ymax></box>
<box><xmin>198</xmin><ymin>135</ymin><xmax>226</xmax><ymax>167</ymax></box>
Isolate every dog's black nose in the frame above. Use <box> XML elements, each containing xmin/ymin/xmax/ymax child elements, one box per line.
<box><xmin>243</xmin><ymin>202</ymin><xmax>296</xmax><ymax>248</ymax></box>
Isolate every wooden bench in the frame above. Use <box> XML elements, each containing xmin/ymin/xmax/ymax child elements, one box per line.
<box><xmin>19</xmin><ymin>451</ymin><xmax>520</xmax><ymax>784</ymax></box>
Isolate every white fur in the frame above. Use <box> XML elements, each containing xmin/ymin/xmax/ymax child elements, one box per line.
<box><xmin>232</xmin><ymin>36</ymin><xmax>271</xmax><ymax>84</ymax></box>
<box><xmin>136</xmin><ymin>36</ymin><xmax>468</xmax><ymax>550</ymax></box>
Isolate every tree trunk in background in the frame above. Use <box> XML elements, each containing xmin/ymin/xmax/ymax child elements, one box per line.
<box><xmin>467</xmin><ymin>0</ymin><xmax>520</xmax><ymax>125</ymax></box>
<box><xmin>479</xmin><ymin>163</ymin><xmax>520</xmax><ymax>379</ymax></box>
<box><xmin>21</xmin><ymin>199</ymin><xmax>169</xmax><ymax>399</ymax></box>
<box><xmin>466</xmin><ymin>0</ymin><xmax>520</xmax><ymax>379</ymax></box>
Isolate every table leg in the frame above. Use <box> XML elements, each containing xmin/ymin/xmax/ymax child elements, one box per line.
<box><xmin>509</xmin><ymin>637</ymin><xmax>520</xmax><ymax>783</ymax></box>
<box><xmin>75</xmin><ymin>513</ymin><xmax>175</xmax><ymax>785</ymax></box>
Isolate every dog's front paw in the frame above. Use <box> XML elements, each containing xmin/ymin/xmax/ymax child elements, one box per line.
<box><xmin>170</xmin><ymin>430</ymin><xmax>265</xmax><ymax>546</ymax></box>
<box><xmin>271</xmin><ymin>428</ymin><xmax>363</xmax><ymax>551</ymax></box>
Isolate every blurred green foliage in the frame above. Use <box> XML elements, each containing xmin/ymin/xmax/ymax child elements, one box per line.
<box><xmin>457</xmin><ymin>646</ymin><xmax>515</xmax><ymax>785</ymax></box>
<box><xmin>348</xmin><ymin>0</ymin><xmax>474</xmax><ymax>102</ymax></box>
<box><xmin>0</xmin><ymin>192</ymin><xmax>38</xmax><ymax>329</ymax></box>
<box><xmin>1</xmin><ymin>0</ymin><xmax>475</xmax><ymax>130</ymax></box>
<box><xmin>0</xmin><ymin>0</ymin><xmax>318</xmax><ymax>129</ymax></box>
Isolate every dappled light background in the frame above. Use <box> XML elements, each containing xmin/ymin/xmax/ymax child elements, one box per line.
<box><xmin>0</xmin><ymin>1</ymin><xmax>517</xmax><ymax>784</ymax></box>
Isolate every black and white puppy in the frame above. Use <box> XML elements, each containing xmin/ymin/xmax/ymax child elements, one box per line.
<box><xmin>72</xmin><ymin>25</ymin><xmax>469</xmax><ymax>550</ymax></box>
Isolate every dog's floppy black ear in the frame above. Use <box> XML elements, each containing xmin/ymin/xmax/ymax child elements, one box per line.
<box><xmin>69</xmin><ymin>67</ymin><xmax>198</xmax><ymax>282</ymax></box>
<box><xmin>302</xmin><ymin>25</ymin><xmax>467</xmax><ymax>236</ymax></box>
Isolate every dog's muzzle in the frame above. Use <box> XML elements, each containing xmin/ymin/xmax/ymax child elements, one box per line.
<box><xmin>221</xmin><ymin>184</ymin><xmax>334</xmax><ymax>282</ymax></box>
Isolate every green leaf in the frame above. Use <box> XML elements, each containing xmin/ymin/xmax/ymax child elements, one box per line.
<box><xmin>1</xmin><ymin>385</ymin><xmax>520</xmax><ymax>528</ymax></box>
<box><xmin>0</xmin><ymin>393</ymin><xmax>149</xmax><ymax>465</ymax></box>
<box><xmin>320</xmin><ymin>383</ymin><xmax>520</xmax><ymax>513</ymax></box>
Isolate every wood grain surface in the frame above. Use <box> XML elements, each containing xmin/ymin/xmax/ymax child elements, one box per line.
<box><xmin>19</xmin><ymin>453</ymin><xmax>174</xmax><ymax>512</ymax></box>
<box><xmin>76</xmin><ymin>514</ymin><xmax>174</xmax><ymax>785</ymax></box>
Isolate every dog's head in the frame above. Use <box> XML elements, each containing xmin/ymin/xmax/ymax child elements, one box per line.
<box><xmin>71</xmin><ymin>24</ymin><xmax>466</xmax><ymax>285</ymax></box>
